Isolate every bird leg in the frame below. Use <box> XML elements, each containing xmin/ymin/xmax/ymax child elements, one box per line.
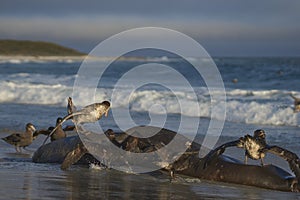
<box><xmin>244</xmin><ymin>155</ymin><xmax>248</xmax><ymax>164</ymax></box>
<box><xmin>260</xmin><ymin>158</ymin><xmax>264</xmax><ymax>166</ymax></box>
<box><xmin>290</xmin><ymin>178</ymin><xmax>299</xmax><ymax>192</ymax></box>
<box><xmin>15</xmin><ymin>146</ymin><xmax>21</xmax><ymax>153</ymax></box>
<box><xmin>170</xmin><ymin>168</ymin><xmax>175</xmax><ymax>179</ymax></box>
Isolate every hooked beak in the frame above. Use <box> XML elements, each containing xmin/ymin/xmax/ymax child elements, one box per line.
<box><xmin>105</xmin><ymin>107</ymin><xmax>110</xmax><ymax>117</ymax></box>
<box><xmin>30</xmin><ymin>126</ymin><xmax>36</xmax><ymax>134</ymax></box>
<box><xmin>99</xmin><ymin>101</ymin><xmax>111</xmax><ymax>118</ymax></box>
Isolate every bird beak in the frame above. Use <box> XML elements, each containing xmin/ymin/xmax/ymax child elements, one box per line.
<box><xmin>105</xmin><ymin>108</ymin><xmax>110</xmax><ymax>117</ymax></box>
<box><xmin>31</xmin><ymin>127</ymin><xmax>36</xmax><ymax>133</ymax></box>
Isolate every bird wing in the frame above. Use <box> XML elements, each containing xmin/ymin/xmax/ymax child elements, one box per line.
<box><xmin>10</xmin><ymin>133</ymin><xmax>23</xmax><ymax>143</ymax></box>
<box><xmin>266</xmin><ymin>145</ymin><xmax>299</xmax><ymax>161</ymax></box>
<box><xmin>33</xmin><ymin>129</ymin><xmax>52</xmax><ymax>137</ymax></box>
<box><xmin>203</xmin><ymin>140</ymin><xmax>241</xmax><ymax>169</ymax></box>
<box><xmin>265</xmin><ymin>145</ymin><xmax>300</xmax><ymax>179</ymax></box>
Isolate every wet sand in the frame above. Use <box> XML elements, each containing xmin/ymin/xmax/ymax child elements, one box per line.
<box><xmin>1</xmin><ymin>130</ymin><xmax>300</xmax><ymax>200</ymax></box>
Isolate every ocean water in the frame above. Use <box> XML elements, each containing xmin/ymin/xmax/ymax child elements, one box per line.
<box><xmin>0</xmin><ymin>57</ymin><xmax>300</xmax><ymax>199</ymax></box>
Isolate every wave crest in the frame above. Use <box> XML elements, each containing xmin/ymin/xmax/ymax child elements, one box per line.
<box><xmin>0</xmin><ymin>78</ymin><xmax>298</xmax><ymax>126</ymax></box>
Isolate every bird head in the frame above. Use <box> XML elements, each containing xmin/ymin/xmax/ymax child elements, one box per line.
<box><xmin>26</xmin><ymin>123</ymin><xmax>36</xmax><ymax>133</ymax></box>
<box><xmin>253</xmin><ymin>129</ymin><xmax>266</xmax><ymax>140</ymax></box>
<box><xmin>56</xmin><ymin>117</ymin><xmax>63</xmax><ymax>125</ymax></box>
<box><xmin>100</xmin><ymin>101</ymin><xmax>111</xmax><ymax>117</ymax></box>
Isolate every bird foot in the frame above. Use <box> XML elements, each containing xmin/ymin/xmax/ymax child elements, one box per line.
<box><xmin>290</xmin><ymin>178</ymin><xmax>299</xmax><ymax>192</ymax></box>
<box><xmin>15</xmin><ymin>147</ymin><xmax>22</xmax><ymax>153</ymax></box>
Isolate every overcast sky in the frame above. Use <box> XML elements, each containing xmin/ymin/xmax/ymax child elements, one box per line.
<box><xmin>1</xmin><ymin>0</ymin><xmax>300</xmax><ymax>56</ymax></box>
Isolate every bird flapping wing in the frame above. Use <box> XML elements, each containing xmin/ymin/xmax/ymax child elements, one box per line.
<box><xmin>203</xmin><ymin>140</ymin><xmax>241</xmax><ymax>169</ymax></box>
<box><xmin>265</xmin><ymin>145</ymin><xmax>300</xmax><ymax>179</ymax></box>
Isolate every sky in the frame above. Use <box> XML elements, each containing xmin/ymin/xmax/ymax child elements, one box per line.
<box><xmin>1</xmin><ymin>0</ymin><xmax>300</xmax><ymax>56</ymax></box>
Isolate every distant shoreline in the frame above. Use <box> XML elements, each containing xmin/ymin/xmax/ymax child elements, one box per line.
<box><xmin>0</xmin><ymin>55</ymin><xmax>144</xmax><ymax>61</ymax></box>
<box><xmin>0</xmin><ymin>55</ymin><xmax>170</xmax><ymax>62</ymax></box>
<box><xmin>1</xmin><ymin>55</ymin><xmax>299</xmax><ymax>64</ymax></box>
<box><xmin>0</xmin><ymin>55</ymin><xmax>87</xmax><ymax>62</ymax></box>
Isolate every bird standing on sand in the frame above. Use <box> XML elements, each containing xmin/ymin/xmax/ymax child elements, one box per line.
<box><xmin>2</xmin><ymin>123</ymin><xmax>36</xmax><ymax>152</ymax></box>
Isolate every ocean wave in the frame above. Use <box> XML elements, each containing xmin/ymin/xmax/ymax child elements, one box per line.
<box><xmin>0</xmin><ymin>79</ymin><xmax>298</xmax><ymax>126</ymax></box>
<box><xmin>0</xmin><ymin>81</ymin><xmax>71</xmax><ymax>105</ymax></box>
<box><xmin>122</xmin><ymin>89</ymin><xmax>297</xmax><ymax>126</ymax></box>
<box><xmin>225</xmin><ymin>100</ymin><xmax>297</xmax><ymax>126</ymax></box>
<box><xmin>0</xmin><ymin>73</ymin><xmax>76</xmax><ymax>87</ymax></box>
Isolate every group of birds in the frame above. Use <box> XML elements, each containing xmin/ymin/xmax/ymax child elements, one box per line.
<box><xmin>1</xmin><ymin>94</ymin><xmax>300</xmax><ymax>173</ymax></box>
<box><xmin>1</xmin><ymin>97</ymin><xmax>111</xmax><ymax>153</ymax></box>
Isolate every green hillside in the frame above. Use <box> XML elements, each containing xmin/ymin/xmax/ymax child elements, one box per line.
<box><xmin>0</xmin><ymin>40</ymin><xmax>86</xmax><ymax>56</ymax></box>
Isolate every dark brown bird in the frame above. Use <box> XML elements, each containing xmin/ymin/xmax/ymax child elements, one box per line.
<box><xmin>2</xmin><ymin>123</ymin><xmax>36</xmax><ymax>152</ymax></box>
<box><xmin>50</xmin><ymin>118</ymin><xmax>66</xmax><ymax>142</ymax></box>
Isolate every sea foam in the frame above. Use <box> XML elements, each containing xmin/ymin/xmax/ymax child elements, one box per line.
<box><xmin>1</xmin><ymin>57</ymin><xmax>299</xmax><ymax>127</ymax></box>
<box><xmin>0</xmin><ymin>76</ymin><xmax>298</xmax><ymax>127</ymax></box>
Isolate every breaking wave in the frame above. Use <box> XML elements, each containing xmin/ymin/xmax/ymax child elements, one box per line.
<box><xmin>0</xmin><ymin>75</ymin><xmax>298</xmax><ymax>126</ymax></box>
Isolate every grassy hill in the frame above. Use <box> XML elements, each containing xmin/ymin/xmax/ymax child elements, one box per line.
<box><xmin>0</xmin><ymin>40</ymin><xmax>86</xmax><ymax>56</ymax></box>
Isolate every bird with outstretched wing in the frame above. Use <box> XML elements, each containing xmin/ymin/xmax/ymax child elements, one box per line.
<box><xmin>203</xmin><ymin>129</ymin><xmax>300</xmax><ymax>181</ymax></box>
